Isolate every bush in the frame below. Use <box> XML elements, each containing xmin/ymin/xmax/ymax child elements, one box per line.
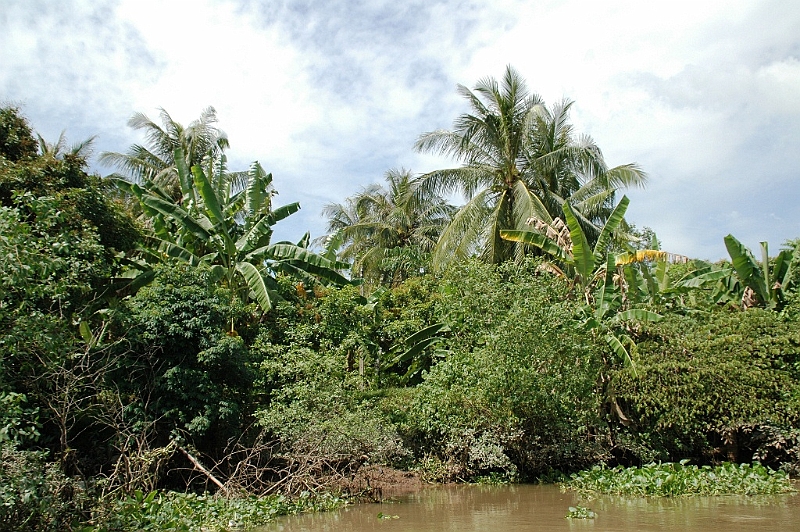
<box><xmin>0</xmin><ymin>442</ymin><xmax>88</xmax><ymax>531</ymax></box>
<box><xmin>406</xmin><ymin>259</ymin><xmax>605</xmax><ymax>480</ymax></box>
<box><xmin>114</xmin><ymin>264</ymin><xmax>252</xmax><ymax>445</ymax></box>
<box><xmin>254</xmin><ymin>328</ymin><xmax>408</xmax><ymax>489</ymax></box>
<box><xmin>611</xmin><ymin>308</ymin><xmax>800</xmax><ymax>465</ymax></box>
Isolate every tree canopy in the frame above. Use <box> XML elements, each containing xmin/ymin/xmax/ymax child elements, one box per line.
<box><xmin>415</xmin><ymin>65</ymin><xmax>647</xmax><ymax>267</ymax></box>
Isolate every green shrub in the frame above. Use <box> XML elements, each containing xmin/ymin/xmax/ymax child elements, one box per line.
<box><xmin>407</xmin><ymin>259</ymin><xmax>605</xmax><ymax>480</ymax></box>
<box><xmin>254</xmin><ymin>330</ymin><xmax>408</xmax><ymax>479</ymax></box>
<box><xmin>611</xmin><ymin>308</ymin><xmax>800</xmax><ymax>464</ymax></box>
<box><xmin>114</xmin><ymin>264</ymin><xmax>252</xmax><ymax>444</ymax></box>
<box><xmin>0</xmin><ymin>442</ymin><xmax>88</xmax><ymax>531</ymax></box>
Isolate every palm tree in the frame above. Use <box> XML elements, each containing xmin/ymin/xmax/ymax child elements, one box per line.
<box><xmin>415</xmin><ymin>65</ymin><xmax>647</xmax><ymax>267</ymax></box>
<box><xmin>100</xmin><ymin>106</ymin><xmax>230</xmax><ymax>198</ymax></box>
<box><xmin>322</xmin><ymin>169</ymin><xmax>455</xmax><ymax>286</ymax></box>
<box><xmin>36</xmin><ymin>131</ymin><xmax>97</xmax><ymax>160</ymax></box>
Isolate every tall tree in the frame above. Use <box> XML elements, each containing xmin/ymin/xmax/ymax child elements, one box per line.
<box><xmin>100</xmin><ymin>106</ymin><xmax>231</xmax><ymax>197</ymax></box>
<box><xmin>322</xmin><ymin>169</ymin><xmax>455</xmax><ymax>286</ymax></box>
<box><xmin>415</xmin><ymin>65</ymin><xmax>647</xmax><ymax>267</ymax></box>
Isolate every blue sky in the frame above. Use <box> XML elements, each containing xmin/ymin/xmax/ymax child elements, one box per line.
<box><xmin>2</xmin><ymin>0</ymin><xmax>798</xmax><ymax>259</ymax></box>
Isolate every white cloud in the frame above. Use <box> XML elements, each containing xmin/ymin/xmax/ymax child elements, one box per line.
<box><xmin>1</xmin><ymin>0</ymin><xmax>798</xmax><ymax>257</ymax></box>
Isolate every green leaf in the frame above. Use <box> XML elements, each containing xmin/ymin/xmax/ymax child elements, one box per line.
<box><xmin>321</xmin><ymin>229</ymin><xmax>345</xmax><ymax>262</ymax></box>
<box><xmin>173</xmin><ymin>147</ymin><xmax>195</xmax><ymax>206</ymax></box>
<box><xmin>235</xmin><ymin>213</ymin><xmax>275</xmax><ymax>253</ymax></box>
<box><xmin>139</xmin><ymin>194</ymin><xmax>214</xmax><ymax>244</ymax></box>
<box><xmin>404</xmin><ymin>323</ymin><xmax>450</xmax><ymax>347</ymax></box>
<box><xmin>267</xmin><ymin>203</ymin><xmax>301</xmax><ymax>225</ymax></box>
<box><xmin>191</xmin><ymin>165</ymin><xmax>225</xmax><ymax>226</ymax></box>
<box><xmin>724</xmin><ymin>234</ymin><xmax>769</xmax><ymax>303</ymax></box>
<box><xmin>79</xmin><ymin>321</ymin><xmax>93</xmax><ymax>345</ymax></box>
<box><xmin>594</xmin><ymin>195</ymin><xmax>629</xmax><ymax>259</ymax></box>
<box><xmin>156</xmin><ymin>240</ymin><xmax>202</xmax><ymax>265</ymax></box>
<box><xmin>264</xmin><ymin>244</ymin><xmax>351</xmax><ymax>285</ymax></box>
<box><xmin>594</xmin><ymin>254</ymin><xmax>619</xmax><ymax>319</ymax></box>
<box><xmin>761</xmin><ymin>241</ymin><xmax>771</xmax><ymax>302</ymax></box>
<box><xmin>499</xmin><ymin>229</ymin><xmax>569</xmax><ymax>261</ymax></box>
<box><xmin>611</xmin><ymin>309</ymin><xmax>662</xmax><ymax>324</ymax></box>
<box><xmin>605</xmin><ymin>332</ymin><xmax>637</xmax><ymax>375</ymax></box>
<box><xmin>246</xmin><ymin>162</ymin><xmax>272</xmax><ymax>220</ymax></box>
<box><xmin>563</xmin><ymin>202</ymin><xmax>593</xmax><ymax>284</ymax></box>
<box><xmin>391</xmin><ymin>336</ymin><xmax>443</xmax><ymax>366</ymax></box>
<box><xmin>623</xmin><ymin>263</ymin><xmax>648</xmax><ymax>304</ymax></box>
<box><xmin>675</xmin><ymin>267</ymin><xmax>733</xmax><ymax>289</ymax></box>
<box><xmin>775</xmin><ymin>246</ymin><xmax>799</xmax><ymax>293</ymax></box>
<box><xmin>235</xmin><ymin>261</ymin><xmax>271</xmax><ymax>312</ymax></box>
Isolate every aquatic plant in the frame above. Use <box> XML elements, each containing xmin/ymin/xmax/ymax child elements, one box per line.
<box><xmin>567</xmin><ymin>461</ymin><xmax>795</xmax><ymax>496</ymax></box>
<box><xmin>565</xmin><ymin>505</ymin><xmax>596</xmax><ymax>519</ymax></box>
<box><xmin>88</xmin><ymin>490</ymin><xmax>347</xmax><ymax>531</ymax></box>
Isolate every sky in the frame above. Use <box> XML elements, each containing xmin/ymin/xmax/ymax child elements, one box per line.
<box><xmin>1</xmin><ymin>0</ymin><xmax>798</xmax><ymax>260</ymax></box>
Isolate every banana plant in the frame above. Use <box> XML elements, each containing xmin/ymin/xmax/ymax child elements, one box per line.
<box><xmin>500</xmin><ymin>195</ymin><xmax>630</xmax><ymax>294</ymax></box>
<box><xmin>501</xmin><ymin>196</ymin><xmax>660</xmax><ymax>370</ymax></box>
<box><xmin>673</xmin><ymin>236</ymin><xmax>799</xmax><ymax>309</ymax></box>
<box><xmin>115</xmin><ymin>148</ymin><xmax>351</xmax><ymax>313</ymax></box>
<box><xmin>723</xmin><ymin>235</ymin><xmax>798</xmax><ymax>309</ymax></box>
<box><xmin>384</xmin><ymin>322</ymin><xmax>450</xmax><ymax>383</ymax></box>
<box><xmin>583</xmin><ymin>255</ymin><xmax>662</xmax><ymax>374</ymax></box>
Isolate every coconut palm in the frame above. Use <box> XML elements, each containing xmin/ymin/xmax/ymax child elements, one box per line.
<box><xmin>36</xmin><ymin>131</ymin><xmax>97</xmax><ymax>159</ymax></box>
<box><xmin>323</xmin><ymin>169</ymin><xmax>455</xmax><ymax>286</ymax></box>
<box><xmin>415</xmin><ymin>65</ymin><xmax>647</xmax><ymax>267</ymax></box>
<box><xmin>100</xmin><ymin>106</ymin><xmax>230</xmax><ymax>198</ymax></box>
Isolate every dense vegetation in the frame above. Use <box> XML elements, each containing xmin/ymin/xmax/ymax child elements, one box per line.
<box><xmin>568</xmin><ymin>461</ymin><xmax>795</xmax><ymax>496</ymax></box>
<box><xmin>1</xmin><ymin>66</ymin><xmax>799</xmax><ymax>530</ymax></box>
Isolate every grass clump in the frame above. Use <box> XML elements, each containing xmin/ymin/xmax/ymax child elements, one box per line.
<box><xmin>567</xmin><ymin>461</ymin><xmax>795</xmax><ymax>497</ymax></box>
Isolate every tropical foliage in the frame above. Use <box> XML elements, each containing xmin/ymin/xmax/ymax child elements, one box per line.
<box><xmin>414</xmin><ymin>65</ymin><xmax>647</xmax><ymax>266</ymax></box>
<box><xmin>322</xmin><ymin>168</ymin><xmax>454</xmax><ymax>286</ymax></box>
<box><xmin>116</xmin><ymin>146</ymin><xmax>350</xmax><ymax>314</ymax></box>
<box><xmin>3</xmin><ymin>67</ymin><xmax>800</xmax><ymax>530</ymax></box>
<box><xmin>100</xmin><ymin>106</ymin><xmax>230</xmax><ymax>196</ymax></box>
<box><xmin>501</xmin><ymin>196</ymin><xmax>662</xmax><ymax>371</ymax></box>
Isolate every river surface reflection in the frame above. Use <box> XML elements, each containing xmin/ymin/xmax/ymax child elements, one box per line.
<box><xmin>257</xmin><ymin>484</ymin><xmax>800</xmax><ymax>532</ymax></box>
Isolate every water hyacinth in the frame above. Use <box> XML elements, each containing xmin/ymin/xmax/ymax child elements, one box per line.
<box><xmin>90</xmin><ymin>490</ymin><xmax>348</xmax><ymax>531</ymax></box>
<box><xmin>567</xmin><ymin>461</ymin><xmax>796</xmax><ymax>497</ymax></box>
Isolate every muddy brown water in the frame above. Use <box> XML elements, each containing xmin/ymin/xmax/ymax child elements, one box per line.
<box><xmin>256</xmin><ymin>484</ymin><xmax>800</xmax><ymax>532</ymax></box>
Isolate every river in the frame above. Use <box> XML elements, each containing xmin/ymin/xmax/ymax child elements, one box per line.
<box><xmin>256</xmin><ymin>484</ymin><xmax>800</xmax><ymax>532</ymax></box>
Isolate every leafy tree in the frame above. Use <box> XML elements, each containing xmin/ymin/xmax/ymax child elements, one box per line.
<box><xmin>406</xmin><ymin>259</ymin><xmax>604</xmax><ymax>479</ymax></box>
<box><xmin>322</xmin><ymin>169</ymin><xmax>454</xmax><ymax>286</ymax></box>
<box><xmin>0</xmin><ymin>107</ymin><xmax>139</xmax><ymax>472</ymax></box>
<box><xmin>0</xmin><ymin>106</ymin><xmax>38</xmax><ymax>161</ymax></box>
<box><xmin>611</xmin><ymin>309</ymin><xmax>800</xmax><ymax>464</ymax></box>
<box><xmin>414</xmin><ymin>65</ymin><xmax>646</xmax><ymax>266</ymax></box>
<box><xmin>501</xmin><ymin>197</ymin><xmax>661</xmax><ymax>373</ymax></box>
<box><xmin>116</xmin><ymin>264</ymin><xmax>252</xmax><ymax>443</ymax></box>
